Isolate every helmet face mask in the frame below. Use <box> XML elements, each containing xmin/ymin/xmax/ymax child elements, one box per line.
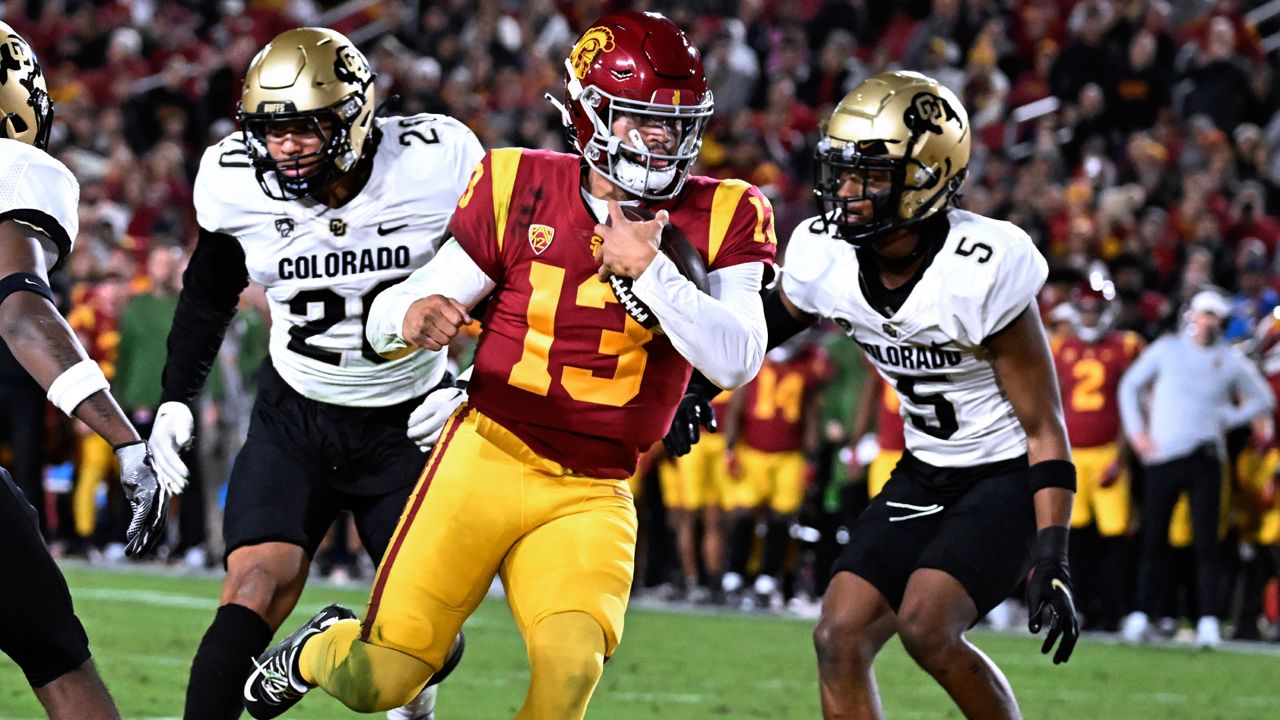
<box><xmin>238</xmin><ymin>28</ymin><xmax>376</xmax><ymax>201</ymax></box>
<box><xmin>813</xmin><ymin>72</ymin><xmax>970</xmax><ymax>245</ymax></box>
<box><xmin>554</xmin><ymin>12</ymin><xmax>713</xmax><ymax>200</ymax></box>
<box><xmin>0</xmin><ymin>22</ymin><xmax>54</xmax><ymax>150</ymax></box>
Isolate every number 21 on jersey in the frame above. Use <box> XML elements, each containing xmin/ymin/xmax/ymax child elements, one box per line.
<box><xmin>508</xmin><ymin>261</ymin><xmax>654</xmax><ymax>407</ymax></box>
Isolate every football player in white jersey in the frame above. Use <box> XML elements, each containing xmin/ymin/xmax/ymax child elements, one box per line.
<box><xmin>0</xmin><ymin>21</ymin><xmax>166</xmax><ymax>719</ymax></box>
<box><xmin>770</xmin><ymin>71</ymin><xmax>1079</xmax><ymax>717</ymax></box>
<box><xmin>143</xmin><ymin>28</ymin><xmax>483</xmax><ymax>720</ymax></box>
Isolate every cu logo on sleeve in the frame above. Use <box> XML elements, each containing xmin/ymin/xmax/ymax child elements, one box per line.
<box><xmin>330</xmin><ymin>219</ymin><xmax>347</xmax><ymax>236</ymax></box>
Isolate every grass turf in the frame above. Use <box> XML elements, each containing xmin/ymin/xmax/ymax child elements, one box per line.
<box><xmin>0</xmin><ymin>565</ymin><xmax>1277</xmax><ymax>719</ymax></box>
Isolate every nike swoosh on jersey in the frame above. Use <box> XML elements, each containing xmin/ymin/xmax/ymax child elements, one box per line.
<box><xmin>377</xmin><ymin>222</ymin><xmax>409</xmax><ymax>236</ymax></box>
<box><xmin>24</xmin><ymin>278</ymin><xmax>41</xmax><ymax>286</ymax></box>
<box><xmin>1051</xmin><ymin>578</ymin><xmax>1068</xmax><ymax>593</ymax></box>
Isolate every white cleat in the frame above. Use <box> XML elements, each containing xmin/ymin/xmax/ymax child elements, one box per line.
<box><xmin>1120</xmin><ymin>611</ymin><xmax>1150</xmax><ymax>644</ymax></box>
<box><xmin>1195</xmin><ymin>616</ymin><xmax>1221</xmax><ymax>649</ymax></box>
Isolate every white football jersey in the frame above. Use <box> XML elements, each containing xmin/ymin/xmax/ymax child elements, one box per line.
<box><xmin>783</xmin><ymin>209</ymin><xmax>1048</xmax><ymax>467</ymax></box>
<box><xmin>0</xmin><ymin>138</ymin><xmax>79</xmax><ymax>269</ymax></box>
<box><xmin>194</xmin><ymin>114</ymin><xmax>484</xmax><ymax>406</ymax></box>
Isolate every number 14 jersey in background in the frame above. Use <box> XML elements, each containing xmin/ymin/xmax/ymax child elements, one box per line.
<box><xmin>450</xmin><ymin>148</ymin><xmax>776</xmax><ymax>479</ymax></box>
<box><xmin>782</xmin><ymin>209</ymin><xmax>1047</xmax><ymax>468</ymax></box>
<box><xmin>193</xmin><ymin>114</ymin><xmax>484</xmax><ymax>406</ymax></box>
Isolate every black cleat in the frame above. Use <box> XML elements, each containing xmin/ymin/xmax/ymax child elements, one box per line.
<box><xmin>426</xmin><ymin>631</ymin><xmax>465</xmax><ymax>688</ymax></box>
<box><xmin>243</xmin><ymin>604</ymin><xmax>356</xmax><ymax>719</ymax></box>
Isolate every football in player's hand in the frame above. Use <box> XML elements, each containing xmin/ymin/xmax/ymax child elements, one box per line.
<box><xmin>607</xmin><ymin>206</ymin><xmax>709</xmax><ymax>331</ymax></box>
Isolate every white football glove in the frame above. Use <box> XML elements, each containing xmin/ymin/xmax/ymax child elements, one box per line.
<box><xmin>115</xmin><ymin>441</ymin><xmax>170</xmax><ymax>557</ymax></box>
<box><xmin>150</xmin><ymin>401</ymin><xmax>194</xmax><ymax>494</ymax></box>
<box><xmin>407</xmin><ymin>385</ymin><xmax>467</xmax><ymax>451</ymax></box>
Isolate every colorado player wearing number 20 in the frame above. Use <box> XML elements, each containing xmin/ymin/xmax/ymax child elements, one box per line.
<box><xmin>144</xmin><ymin>28</ymin><xmax>483</xmax><ymax>720</ymax></box>
<box><xmin>766</xmin><ymin>71</ymin><xmax>1080</xmax><ymax>718</ymax></box>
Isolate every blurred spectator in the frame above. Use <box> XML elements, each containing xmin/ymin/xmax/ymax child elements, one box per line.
<box><xmin>1182</xmin><ymin>16</ymin><xmax>1252</xmax><ymax>133</ymax></box>
<box><xmin>115</xmin><ymin>244</ymin><xmax>206</xmax><ymax>564</ymax></box>
<box><xmin>1119</xmin><ymin>289</ymin><xmax>1275</xmax><ymax>646</ymax></box>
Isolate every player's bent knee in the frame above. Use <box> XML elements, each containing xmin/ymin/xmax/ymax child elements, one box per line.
<box><xmin>895</xmin><ymin>611</ymin><xmax>955</xmax><ymax>666</ymax></box>
<box><xmin>526</xmin><ymin>612</ymin><xmax>607</xmax><ymax>701</ymax></box>
<box><xmin>330</xmin><ymin>641</ymin><xmax>435</xmax><ymax>713</ymax></box>
<box><xmin>813</xmin><ymin>615</ymin><xmax>873</xmax><ymax>667</ymax></box>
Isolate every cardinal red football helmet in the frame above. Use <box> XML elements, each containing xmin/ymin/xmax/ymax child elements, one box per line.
<box><xmin>550</xmin><ymin>11</ymin><xmax>713</xmax><ymax>200</ymax></box>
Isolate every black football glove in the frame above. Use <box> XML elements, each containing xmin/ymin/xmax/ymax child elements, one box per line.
<box><xmin>663</xmin><ymin>392</ymin><xmax>717</xmax><ymax>457</ymax></box>
<box><xmin>115</xmin><ymin>441</ymin><xmax>170</xmax><ymax>557</ymax></box>
<box><xmin>1025</xmin><ymin>526</ymin><xmax>1079</xmax><ymax>664</ymax></box>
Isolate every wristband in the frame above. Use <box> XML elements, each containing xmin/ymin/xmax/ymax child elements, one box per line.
<box><xmin>1028</xmin><ymin>459</ymin><xmax>1076</xmax><ymax>494</ymax></box>
<box><xmin>47</xmin><ymin>359</ymin><xmax>110</xmax><ymax>416</ymax></box>
<box><xmin>0</xmin><ymin>272</ymin><xmax>55</xmax><ymax>305</ymax></box>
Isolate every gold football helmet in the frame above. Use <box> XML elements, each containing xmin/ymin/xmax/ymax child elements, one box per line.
<box><xmin>813</xmin><ymin>70</ymin><xmax>969</xmax><ymax>244</ymax></box>
<box><xmin>0</xmin><ymin>22</ymin><xmax>54</xmax><ymax>149</ymax></box>
<box><xmin>239</xmin><ymin>27</ymin><xmax>376</xmax><ymax>199</ymax></box>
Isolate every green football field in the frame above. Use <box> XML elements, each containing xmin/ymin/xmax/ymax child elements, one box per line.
<box><xmin>0</xmin><ymin>565</ymin><xmax>1277</xmax><ymax>719</ymax></box>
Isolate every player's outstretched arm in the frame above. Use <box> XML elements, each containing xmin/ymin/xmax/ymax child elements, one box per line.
<box><xmin>0</xmin><ymin>222</ymin><xmax>168</xmax><ymax>556</ymax></box>
<box><xmin>988</xmin><ymin>301</ymin><xmax>1079</xmax><ymax>664</ymax></box>
<box><xmin>150</xmin><ymin>228</ymin><xmax>250</xmax><ymax>494</ymax></box>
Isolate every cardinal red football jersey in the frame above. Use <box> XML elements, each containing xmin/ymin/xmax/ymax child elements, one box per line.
<box><xmin>1054</xmin><ymin>330</ymin><xmax>1143</xmax><ymax>448</ymax></box>
<box><xmin>740</xmin><ymin>348</ymin><xmax>829</xmax><ymax>453</ymax></box>
<box><xmin>449</xmin><ymin>148</ymin><xmax>776</xmax><ymax>478</ymax></box>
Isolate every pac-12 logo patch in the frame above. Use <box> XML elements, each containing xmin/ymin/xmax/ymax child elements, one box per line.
<box><xmin>275</xmin><ymin>218</ymin><xmax>295</xmax><ymax>238</ymax></box>
<box><xmin>528</xmin><ymin>224</ymin><xmax>555</xmax><ymax>254</ymax></box>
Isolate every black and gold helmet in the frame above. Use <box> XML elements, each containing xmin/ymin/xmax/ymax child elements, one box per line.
<box><xmin>239</xmin><ymin>27</ymin><xmax>376</xmax><ymax>200</ymax></box>
<box><xmin>0</xmin><ymin>22</ymin><xmax>54</xmax><ymax>150</ymax></box>
<box><xmin>813</xmin><ymin>71</ymin><xmax>970</xmax><ymax>244</ymax></box>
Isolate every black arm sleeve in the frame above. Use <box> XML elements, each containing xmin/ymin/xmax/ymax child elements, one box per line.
<box><xmin>159</xmin><ymin>228</ymin><xmax>251</xmax><ymax>404</ymax></box>
<box><xmin>762</xmin><ymin>287</ymin><xmax>814</xmax><ymax>351</ymax></box>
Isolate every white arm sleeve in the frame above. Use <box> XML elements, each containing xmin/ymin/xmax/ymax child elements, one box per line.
<box><xmin>632</xmin><ymin>256</ymin><xmax>766</xmax><ymax>389</ymax></box>
<box><xmin>366</xmin><ymin>238</ymin><xmax>497</xmax><ymax>359</ymax></box>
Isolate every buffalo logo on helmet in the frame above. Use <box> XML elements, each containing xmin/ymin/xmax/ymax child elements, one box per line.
<box><xmin>333</xmin><ymin>45</ymin><xmax>372</xmax><ymax>88</ymax></box>
<box><xmin>570</xmin><ymin>26</ymin><xmax>615</xmax><ymax>79</ymax></box>
<box><xmin>0</xmin><ymin>35</ymin><xmax>33</xmax><ymax>86</ymax></box>
<box><xmin>906</xmin><ymin>92</ymin><xmax>963</xmax><ymax>136</ymax></box>
<box><xmin>528</xmin><ymin>224</ymin><xmax>555</xmax><ymax>254</ymax></box>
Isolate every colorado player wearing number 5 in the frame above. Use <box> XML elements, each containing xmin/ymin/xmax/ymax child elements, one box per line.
<box><xmin>146</xmin><ymin>28</ymin><xmax>483</xmax><ymax>720</ymax></box>
<box><xmin>760</xmin><ymin>71</ymin><xmax>1079</xmax><ymax>718</ymax></box>
<box><xmin>245</xmin><ymin>11</ymin><xmax>775</xmax><ymax>720</ymax></box>
<box><xmin>0</xmin><ymin>21</ymin><xmax>166</xmax><ymax>720</ymax></box>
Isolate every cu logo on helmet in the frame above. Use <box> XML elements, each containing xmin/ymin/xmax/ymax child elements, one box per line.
<box><xmin>907</xmin><ymin>92</ymin><xmax>961</xmax><ymax>136</ymax></box>
<box><xmin>570</xmin><ymin>27</ymin><xmax>615</xmax><ymax>79</ymax></box>
<box><xmin>333</xmin><ymin>45</ymin><xmax>371</xmax><ymax>86</ymax></box>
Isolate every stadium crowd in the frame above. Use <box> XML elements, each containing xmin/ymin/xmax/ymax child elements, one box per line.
<box><xmin>2</xmin><ymin>0</ymin><xmax>1279</xmax><ymax>645</ymax></box>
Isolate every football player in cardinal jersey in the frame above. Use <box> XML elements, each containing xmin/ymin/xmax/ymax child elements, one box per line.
<box><xmin>246</xmin><ymin>12</ymin><xmax>774</xmax><ymax>719</ymax></box>
<box><xmin>758</xmin><ymin>71</ymin><xmax>1079</xmax><ymax>718</ymax></box>
<box><xmin>0</xmin><ymin>21</ymin><xmax>166</xmax><ymax>719</ymax></box>
<box><xmin>144</xmin><ymin>28</ymin><xmax>483</xmax><ymax>720</ymax></box>
<box><xmin>1051</xmin><ymin>280</ymin><xmax>1144</xmax><ymax>632</ymax></box>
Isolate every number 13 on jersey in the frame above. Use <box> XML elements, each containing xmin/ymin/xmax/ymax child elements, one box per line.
<box><xmin>508</xmin><ymin>261</ymin><xmax>655</xmax><ymax>407</ymax></box>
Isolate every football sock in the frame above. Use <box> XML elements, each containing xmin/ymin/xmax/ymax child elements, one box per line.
<box><xmin>761</xmin><ymin>515</ymin><xmax>791</xmax><ymax>578</ymax></box>
<box><xmin>516</xmin><ymin>611</ymin><xmax>605</xmax><ymax>720</ymax></box>
<box><xmin>183</xmin><ymin>603</ymin><xmax>272</xmax><ymax>720</ymax></box>
<box><xmin>300</xmin><ymin>618</ymin><xmax>432</xmax><ymax>712</ymax></box>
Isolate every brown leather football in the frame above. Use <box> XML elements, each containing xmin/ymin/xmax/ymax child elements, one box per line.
<box><xmin>605</xmin><ymin>206</ymin><xmax>710</xmax><ymax>331</ymax></box>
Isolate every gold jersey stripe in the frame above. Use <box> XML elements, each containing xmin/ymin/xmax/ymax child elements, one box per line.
<box><xmin>490</xmin><ymin>148</ymin><xmax>523</xmax><ymax>252</ymax></box>
<box><xmin>708</xmin><ymin>179</ymin><xmax>751</xmax><ymax>265</ymax></box>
